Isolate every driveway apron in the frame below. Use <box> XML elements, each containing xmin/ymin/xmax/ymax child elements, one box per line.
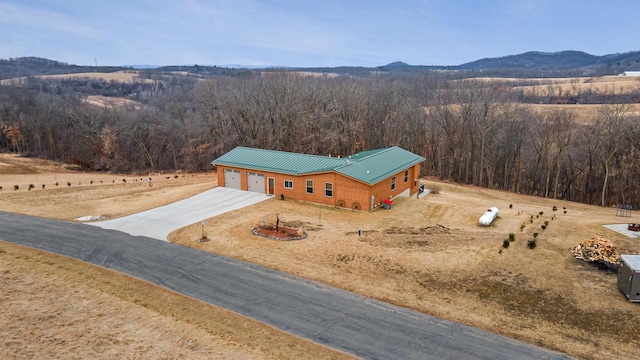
<box><xmin>89</xmin><ymin>187</ymin><xmax>270</xmax><ymax>240</ymax></box>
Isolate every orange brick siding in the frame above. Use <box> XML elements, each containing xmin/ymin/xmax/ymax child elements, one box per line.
<box><xmin>216</xmin><ymin>163</ymin><xmax>421</xmax><ymax>211</ymax></box>
<box><xmin>370</xmin><ymin>164</ymin><xmax>421</xmax><ymax>210</ymax></box>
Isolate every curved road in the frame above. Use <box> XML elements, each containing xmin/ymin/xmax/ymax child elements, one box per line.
<box><xmin>0</xmin><ymin>212</ymin><xmax>570</xmax><ymax>360</ymax></box>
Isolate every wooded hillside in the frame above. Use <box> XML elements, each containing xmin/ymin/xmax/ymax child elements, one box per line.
<box><xmin>1</xmin><ymin>66</ymin><xmax>640</xmax><ymax>208</ymax></box>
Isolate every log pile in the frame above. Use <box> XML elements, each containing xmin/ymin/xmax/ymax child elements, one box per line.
<box><xmin>570</xmin><ymin>236</ymin><xmax>620</xmax><ymax>271</ymax></box>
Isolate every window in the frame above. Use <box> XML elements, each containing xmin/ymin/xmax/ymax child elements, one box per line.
<box><xmin>284</xmin><ymin>180</ymin><xmax>293</xmax><ymax>189</ymax></box>
<box><xmin>325</xmin><ymin>182</ymin><xmax>333</xmax><ymax>197</ymax></box>
<box><xmin>404</xmin><ymin>170</ymin><xmax>409</xmax><ymax>183</ymax></box>
<box><xmin>391</xmin><ymin>176</ymin><xmax>396</xmax><ymax>190</ymax></box>
<box><xmin>306</xmin><ymin>179</ymin><xmax>314</xmax><ymax>194</ymax></box>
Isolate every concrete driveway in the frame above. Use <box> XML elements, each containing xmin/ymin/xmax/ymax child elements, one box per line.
<box><xmin>603</xmin><ymin>223</ymin><xmax>640</xmax><ymax>238</ymax></box>
<box><xmin>89</xmin><ymin>187</ymin><xmax>270</xmax><ymax>241</ymax></box>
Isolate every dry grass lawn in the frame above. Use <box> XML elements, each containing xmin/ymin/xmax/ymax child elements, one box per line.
<box><xmin>2</xmin><ymin>153</ymin><xmax>639</xmax><ymax>359</ymax></box>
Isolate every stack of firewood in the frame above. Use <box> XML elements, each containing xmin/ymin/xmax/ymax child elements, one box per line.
<box><xmin>570</xmin><ymin>236</ymin><xmax>620</xmax><ymax>271</ymax></box>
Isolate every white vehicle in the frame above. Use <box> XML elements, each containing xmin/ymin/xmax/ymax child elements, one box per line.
<box><xmin>479</xmin><ymin>207</ymin><xmax>499</xmax><ymax>226</ymax></box>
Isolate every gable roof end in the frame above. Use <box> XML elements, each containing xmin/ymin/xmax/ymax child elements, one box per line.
<box><xmin>336</xmin><ymin>146</ymin><xmax>425</xmax><ymax>184</ymax></box>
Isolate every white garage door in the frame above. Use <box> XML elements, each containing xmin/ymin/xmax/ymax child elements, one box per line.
<box><xmin>224</xmin><ymin>169</ymin><xmax>241</xmax><ymax>189</ymax></box>
<box><xmin>247</xmin><ymin>172</ymin><xmax>265</xmax><ymax>193</ymax></box>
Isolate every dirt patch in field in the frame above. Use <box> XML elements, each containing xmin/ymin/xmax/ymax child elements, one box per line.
<box><xmin>2</xmin><ymin>153</ymin><xmax>640</xmax><ymax>359</ymax></box>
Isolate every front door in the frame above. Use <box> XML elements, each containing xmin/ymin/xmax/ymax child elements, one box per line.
<box><xmin>268</xmin><ymin>177</ymin><xmax>275</xmax><ymax>195</ymax></box>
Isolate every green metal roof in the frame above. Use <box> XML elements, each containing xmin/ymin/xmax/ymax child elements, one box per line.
<box><xmin>212</xmin><ymin>146</ymin><xmax>425</xmax><ymax>185</ymax></box>
<box><xmin>337</xmin><ymin>147</ymin><xmax>425</xmax><ymax>184</ymax></box>
<box><xmin>212</xmin><ymin>147</ymin><xmax>347</xmax><ymax>175</ymax></box>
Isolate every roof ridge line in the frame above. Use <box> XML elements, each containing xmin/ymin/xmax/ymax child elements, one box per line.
<box><xmin>238</xmin><ymin>146</ymin><xmax>349</xmax><ymax>160</ymax></box>
<box><xmin>354</xmin><ymin>146</ymin><xmax>397</xmax><ymax>161</ymax></box>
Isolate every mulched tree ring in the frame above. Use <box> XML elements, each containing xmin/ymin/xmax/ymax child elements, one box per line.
<box><xmin>252</xmin><ymin>226</ymin><xmax>307</xmax><ymax>241</ymax></box>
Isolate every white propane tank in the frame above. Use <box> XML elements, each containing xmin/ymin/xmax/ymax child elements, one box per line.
<box><xmin>479</xmin><ymin>207</ymin><xmax>499</xmax><ymax>226</ymax></box>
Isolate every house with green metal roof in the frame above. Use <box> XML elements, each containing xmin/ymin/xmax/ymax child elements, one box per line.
<box><xmin>212</xmin><ymin>146</ymin><xmax>425</xmax><ymax>211</ymax></box>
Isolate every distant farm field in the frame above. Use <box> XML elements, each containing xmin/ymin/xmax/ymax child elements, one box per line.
<box><xmin>525</xmin><ymin>103</ymin><xmax>640</xmax><ymax>124</ymax></box>
<box><xmin>1</xmin><ymin>154</ymin><xmax>639</xmax><ymax>359</ymax></box>
<box><xmin>0</xmin><ymin>70</ymin><xmax>152</xmax><ymax>85</ymax></box>
<box><xmin>476</xmin><ymin>75</ymin><xmax>640</xmax><ymax>96</ymax></box>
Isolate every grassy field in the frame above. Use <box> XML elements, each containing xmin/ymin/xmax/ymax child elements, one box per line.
<box><xmin>525</xmin><ymin>103</ymin><xmax>640</xmax><ymax>124</ymax></box>
<box><xmin>474</xmin><ymin>75</ymin><xmax>640</xmax><ymax>96</ymax></box>
<box><xmin>0</xmin><ymin>70</ymin><xmax>153</xmax><ymax>86</ymax></box>
<box><xmin>1</xmin><ymin>153</ymin><xmax>639</xmax><ymax>359</ymax></box>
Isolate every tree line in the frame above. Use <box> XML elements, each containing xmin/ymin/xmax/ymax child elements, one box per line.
<box><xmin>1</xmin><ymin>72</ymin><xmax>639</xmax><ymax>208</ymax></box>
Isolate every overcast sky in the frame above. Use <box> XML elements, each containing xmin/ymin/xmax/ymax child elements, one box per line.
<box><xmin>1</xmin><ymin>0</ymin><xmax>638</xmax><ymax>67</ymax></box>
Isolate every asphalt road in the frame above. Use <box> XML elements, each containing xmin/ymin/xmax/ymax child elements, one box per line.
<box><xmin>0</xmin><ymin>212</ymin><xmax>570</xmax><ymax>360</ymax></box>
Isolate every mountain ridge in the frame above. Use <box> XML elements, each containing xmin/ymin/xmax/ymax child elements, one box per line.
<box><xmin>2</xmin><ymin>50</ymin><xmax>640</xmax><ymax>79</ymax></box>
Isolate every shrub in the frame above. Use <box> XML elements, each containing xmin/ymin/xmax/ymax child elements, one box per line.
<box><xmin>527</xmin><ymin>240</ymin><xmax>537</xmax><ymax>249</ymax></box>
<box><xmin>509</xmin><ymin>204</ymin><xmax>513</xmax><ymax>209</ymax></box>
<box><xmin>544</xmin><ymin>220</ymin><xmax>549</xmax><ymax>226</ymax></box>
<box><xmin>530</xmin><ymin>219</ymin><xmax>533</xmax><ymax>224</ymax></box>
<box><xmin>123</xmin><ymin>179</ymin><xmax>127</xmax><ymax>183</ymax></box>
<box><xmin>520</xmin><ymin>223</ymin><xmax>526</xmax><ymax>231</ymax></box>
<box><xmin>42</xmin><ymin>184</ymin><xmax>45</xmax><ymax>189</ymax></box>
<box><xmin>55</xmin><ymin>181</ymin><xmax>58</xmax><ymax>186</ymax></box>
<box><xmin>541</xmin><ymin>225</ymin><xmax>547</xmax><ymax>230</ymax></box>
<box><xmin>14</xmin><ymin>185</ymin><xmax>19</xmax><ymax>191</ymax></box>
<box><xmin>552</xmin><ymin>206</ymin><xmax>557</xmax><ymax>212</ymax></box>
<box><xmin>508</xmin><ymin>233</ymin><xmax>515</xmax><ymax>242</ymax></box>
<box><xmin>533</xmin><ymin>232</ymin><xmax>539</xmax><ymax>238</ymax></box>
<box><xmin>539</xmin><ymin>211</ymin><xmax>544</xmax><ymax>216</ymax></box>
<box><xmin>28</xmin><ymin>184</ymin><xmax>34</xmax><ymax>190</ymax></box>
<box><xmin>502</xmin><ymin>239</ymin><xmax>510</xmax><ymax>248</ymax></box>
<box><xmin>67</xmin><ymin>182</ymin><xmax>71</xmax><ymax>187</ymax></box>
<box><xmin>564</xmin><ymin>210</ymin><xmax>567</xmax><ymax>214</ymax></box>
